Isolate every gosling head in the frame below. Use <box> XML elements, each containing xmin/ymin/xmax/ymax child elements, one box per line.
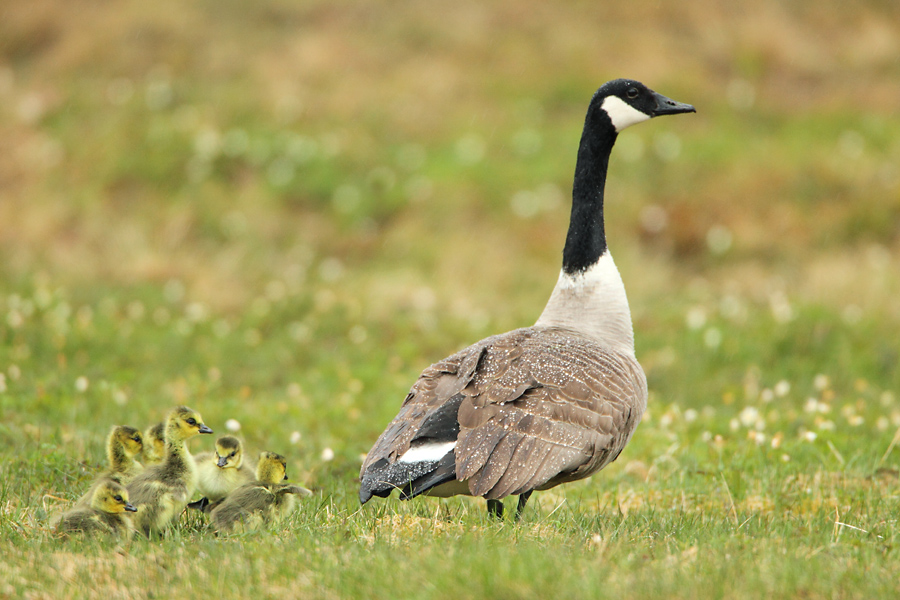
<box><xmin>591</xmin><ymin>79</ymin><xmax>695</xmax><ymax>133</ymax></box>
<box><xmin>110</xmin><ymin>425</ymin><xmax>143</xmax><ymax>459</ymax></box>
<box><xmin>143</xmin><ymin>422</ymin><xmax>166</xmax><ymax>463</ymax></box>
<box><xmin>166</xmin><ymin>406</ymin><xmax>214</xmax><ymax>442</ymax></box>
<box><xmin>255</xmin><ymin>452</ymin><xmax>289</xmax><ymax>484</ymax></box>
<box><xmin>214</xmin><ymin>436</ymin><xmax>244</xmax><ymax>469</ymax></box>
<box><xmin>92</xmin><ymin>480</ymin><xmax>138</xmax><ymax>514</ymax></box>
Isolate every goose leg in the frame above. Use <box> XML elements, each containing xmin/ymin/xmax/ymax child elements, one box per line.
<box><xmin>486</xmin><ymin>498</ymin><xmax>504</xmax><ymax>519</ymax></box>
<box><xmin>515</xmin><ymin>491</ymin><xmax>533</xmax><ymax>521</ymax></box>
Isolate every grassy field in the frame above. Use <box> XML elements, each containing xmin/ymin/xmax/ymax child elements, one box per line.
<box><xmin>2</xmin><ymin>0</ymin><xmax>900</xmax><ymax>597</ymax></box>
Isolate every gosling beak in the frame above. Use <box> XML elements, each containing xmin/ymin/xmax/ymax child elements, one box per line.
<box><xmin>124</xmin><ymin>503</ymin><xmax>138</xmax><ymax>512</ymax></box>
<box><xmin>216</xmin><ymin>455</ymin><xmax>229</xmax><ymax>468</ymax></box>
<box><xmin>199</xmin><ymin>424</ymin><xmax>213</xmax><ymax>434</ymax></box>
<box><xmin>650</xmin><ymin>91</ymin><xmax>696</xmax><ymax>116</ymax></box>
<box><xmin>283</xmin><ymin>473</ymin><xmax>288</xmax><ymax>481</ymax></box>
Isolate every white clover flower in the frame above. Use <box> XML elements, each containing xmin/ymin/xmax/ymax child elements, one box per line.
<box><xmin>321</xmin><ymin>447</ymin><xmax>335</xmax><ymax>461</ymax></box>
<box><xmin>685</xmin><ymin>306</ymin><xmax>707</xmax><ymax>330</ymax></box>
<box><xmin>225</xmin><ymin>419</ymin><xmax>241</xmax><ymax>432</ymax></box>
<box><xmin>703</xmin><ymin>327</ymin><xmax>722</xmax><ymax>349</ymax></box>
<box><xmin>75</xmin><ymin>376</ymin><xmax>89</xmax><ymax>392</ymax></box>
<box><xmin>813</xmin><ymin>374</ymin><xmax>830</xmax><ymax>391</ymax></box>
<box><xmin>739</xmin><ymin>406</ymin><xmax>760</xmax><ymax>428</ymax></box>
<box><xmin>774</xmin><ymin>380</ymin><xmax>791</xmax><ymax>397</ymax></box>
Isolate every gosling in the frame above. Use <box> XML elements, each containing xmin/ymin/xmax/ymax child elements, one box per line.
<box><xmin>126</xmin><ymin>406</ymin><xmax>213</xmax><ymax>537</ymax></box>
<box><xmin>142</xmin><ymin>422</ymin><xmax>166</xmax><ymax>465</ymax></box>
<box><xmin>210</xmin><ymin>452</ymin><xmax>311</xmax><ymax>533</ymax></box>
<box><xmin>54</xmin><ymin>479</ymin><xmax>137</xmax><ymax>539</ymax></box>
<box><xmin>74</xmin><ymin>425</ymin><xmax>144</xmax><ymax>507</ymax></box>
<box><xmin>188</xmin><ymin>436</ymin><xmax>254</xmax><ymax>513</ymax></box>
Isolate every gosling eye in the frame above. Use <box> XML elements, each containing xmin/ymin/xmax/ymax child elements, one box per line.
<box><xmin>626</xmin><ymin>87</ymin><xmax>639</xmax><ymax>99</ymax></box>
<box><xmin>132</xmin><ymin>436</ymin><xmax>141</xmax><ymax>442</ymax></box>
<box><xmin>186</xmin><ymin>418</ymin><xmax>197</xmax><ymax>426</ymax></box>
<box><xmin>229</xmin><ymin>452</ymin><xmax>237</xmax><ymax>458</ymax></box>
<box><xmin>114</xmin><ymin>495</ymin><xmax>123</xmax><ymax>502</ymax></box>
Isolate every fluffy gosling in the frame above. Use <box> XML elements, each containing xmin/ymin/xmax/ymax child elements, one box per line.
<box><xmin>142</xmin><ymin>422</ymin><xmax>166</xmax><ymax>465</ymax></box>
<box><xmin>188</xmin><ymin>436</ymin><xmax>255</xmax><ymax>512</ymax></box>
<box><xmin>55</xmin><ymin>479</ymin><xmax>137</xmax><ymax>539</ymax></box>
<box><xmin>75</xmin><ymin>425</ymin><xmax>144</xmax><ymax>506</ymax></box>
<box><xmin>126</xmin><ymin>406</ymin><xmax>213</xmax><ymax>537</ymax></box>
<box><xmin>210</xmin><ymin>452</ymin><xmax>311</xmax><ymax>533</ymax></box>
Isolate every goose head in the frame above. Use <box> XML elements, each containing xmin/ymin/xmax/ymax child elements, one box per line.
<box><xmin>592</xmin><ymin>79</ymin><xmax>695</xmax><ymax>133</ymax></box>
<box><xmin>110</xmin><ymin>425</ymin><xmax>144</xmax><ymax>459</ymax></box>
<box><xmin>166</xmin><ymin>406</ymin><xmax>214</xmax><ymax>442</ymax></box>
<box><xmin>214</xmin><ymin>436</ymin><xmax>244</xmax><ymax>469</ymax></box>
<box><xmin>255</xmin><ymin>452</ymin><xmax>289</xmax><ymax>484</ymax></box>
<box><xmin>142</xmin><ymin>422</ymin><xmax>166</xmax><ymax>464</ymax></box>
<box><xmin>92</xmin><ymin>480</ymin><xmax>138</xmax><ymax>514</ymax></box>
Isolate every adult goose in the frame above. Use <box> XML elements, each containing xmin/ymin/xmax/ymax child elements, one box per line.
<box><xmin>359</xmin><ymin>79</ymin><xmax>694</xmax><ymax>519</ymax></box>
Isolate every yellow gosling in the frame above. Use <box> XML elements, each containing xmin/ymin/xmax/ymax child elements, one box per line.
<box><xmin>126</xmin><ymin>406</ymin><xmax>213</xmax><ymax>537</ymax></box>
<box><xmin>210</xmin><ymin>452</ymin><xmax>311</xmax><ymax>533</ymax></box>
<box><xmin>142</xmin><ymin>422</ymin><xmax>166</xmax><ymax>466</ymax></box>
<box><xmin>188</xmin><ymin>436</ymin><xmax>254</xmax><ymax>513</ymax></box>
<box><xmin>75</xmin><ymin>425</ymin><xmax>144</xmax><ymax>506</ymax></box>
<box><xmin>54</xmin><ymin>480</ymin><xmax>137</xmax><ymax>539</ymax></box>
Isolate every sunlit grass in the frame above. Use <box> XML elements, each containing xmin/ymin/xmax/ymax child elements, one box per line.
<box><xmin>2</xmin><ymin>0</ymin><xmax>900</xmax><ymax>597</ymax></box>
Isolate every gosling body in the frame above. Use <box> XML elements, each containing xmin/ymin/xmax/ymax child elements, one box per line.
<box><xmin>126</xmin><ymin>406</ymin><xmax>213</xmax><ymax>536</ymax></box>
<box><xmin>210</xmin><ymin>452</ymin><xmax>311</xmax><ymax>532</ymax></box>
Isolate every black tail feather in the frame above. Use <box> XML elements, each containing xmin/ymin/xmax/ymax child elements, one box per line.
<box><xmin>359</xmin><ymin>451</ymin><xmax>458</xmax><ymax>504</ymax></box>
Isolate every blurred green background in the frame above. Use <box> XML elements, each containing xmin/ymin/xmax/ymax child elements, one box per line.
<box><xmin>1</xmin><ymin>1</ymin><xmax>899</xmax><ymax>597</ymax></box>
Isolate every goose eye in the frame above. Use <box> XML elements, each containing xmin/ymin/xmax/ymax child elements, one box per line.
<box><xmin>626</xmin><ymin>87</ymin><xmax>639</xmax><ymax>99</ymax></box>
<box><xmin>114</xmin><ymin>495</ymin><xmax>123</xmax><ymax>502</ymax></box>
<box><xmin>186</xmin><ymin>418</ymin><xmax>197</xmax><ymax>426</ymax></box>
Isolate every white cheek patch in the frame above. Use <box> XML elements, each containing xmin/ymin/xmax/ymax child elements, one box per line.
<box><xmin>601</xmin><ymin>95</ymin><xmax>651</xmax><ymax>132</ymax></box>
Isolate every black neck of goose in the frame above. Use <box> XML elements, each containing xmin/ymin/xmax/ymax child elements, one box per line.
<box><xmin>562</xmin><ymin>110</ymin><xmax>617</xmax><ymax>275</ymax></box>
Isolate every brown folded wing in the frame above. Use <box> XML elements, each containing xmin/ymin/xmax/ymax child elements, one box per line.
<box><xmin>360</xmin><ymin>326</ymin><xmax>647</xmax><ymax>499</ymax></box>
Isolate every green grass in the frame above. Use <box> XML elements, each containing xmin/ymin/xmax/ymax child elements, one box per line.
<box><xmin>2</xmin><ymin>0</ymin><xmax>900</xmax><ymax>598</ymax></box>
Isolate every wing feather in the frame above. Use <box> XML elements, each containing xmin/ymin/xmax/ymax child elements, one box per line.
<box><xmin>360</xmin><ymin>326</ymin><xmax>647</xmax><ymax>502</ymax></box>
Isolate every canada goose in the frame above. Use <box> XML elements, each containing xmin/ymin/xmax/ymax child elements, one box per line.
<box><xmin>210</xmin><ymin>451</ymin><xmax>311</xmax><ymax>533</ymax></box>
<box><xmin>359</xmin><ymin>79</ymin><xmax>694</xmax><ymax>519</ymax></box>
<box><xmin>142</xmin><ymin>422</ymin><xmax>166</xmax><ymax>465</ymax></box>
<box><xmin>126</xmin><ymin>406</ymin><xmax>213</xmax><ymax>536</ymax></box>
<box><xmin>54</xmin><ymin>479</ymin><xmax>137</xmax><ymax>539</ymax></box>
<box><xmin>75</xmin><ymin>425</ymin><xmax>144</xmax><ymax>506</ymax></box>
<box><xmin>187</xmin><ymin>436</ymin><xmax>254</xmax><ymax>512</ymax></box>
